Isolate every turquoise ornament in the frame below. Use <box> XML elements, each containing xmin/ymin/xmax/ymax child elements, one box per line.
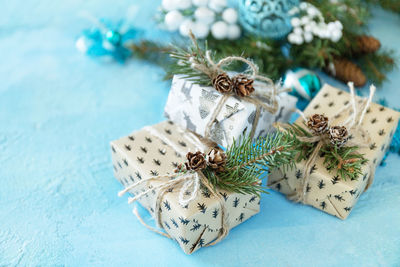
<box><xmin>105</xmin><ymin>30</ymin><xmax>122</xmax><ymax>46</ymax></box>
<box><xmin>283</xmin><ymin>68</ymin><xmax>321</xmax><ymax>101</ymax></box>
<box><xmin>238</xmin><ymin>0</ymin><xmax>299</xmax><ymax>39</ymax></box>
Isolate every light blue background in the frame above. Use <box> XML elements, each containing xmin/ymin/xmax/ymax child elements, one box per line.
<box><xmin>1</xmin><ymin>1</ymin><xmax>399</xmax><ymax>266</ymax></box>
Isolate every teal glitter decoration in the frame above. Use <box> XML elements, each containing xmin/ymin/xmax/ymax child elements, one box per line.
<box><xmin>283</xmin><ymin>68</ymin><xmax>321</xmax><ymax>101</ymax></box>
<box><xmin>390</xmin><ymin>108</ymin><xmax>400</xmax><ymax>154</ymax></box>
<box><xmin>238</xmin><ymin>0</ymin><xmax>299</xmax><ymax>39</ymax></box>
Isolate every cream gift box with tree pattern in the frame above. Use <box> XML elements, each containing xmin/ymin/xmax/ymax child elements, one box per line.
<box><xmin>164</xmin><ymin>75</ymin><xmax>297</xmax><ymax>148</ymax></box>
<box><xmin>268</xmin><ymin>84</ymin><xmax>400</xmax><ymax>219</ymax></box>
<box><xmin>111</xmin><ymin>121</ymin><xmax>260</xmax><ymax>254</ymax></box>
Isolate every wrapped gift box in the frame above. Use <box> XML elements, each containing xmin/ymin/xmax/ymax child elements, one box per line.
<box><xmin>164</xmin><ymin>75</ymin><xmax>297</xmax><ymax>148</ymax></box>
<box><xmin>111</xmin><ymin>121</ymin><xmax>260</xmax><ymax>254</ymax></box>
<box><xmin>268</xmin><ymin>84</ymin><xmax>400</xmax><ymax>219</ymax></box>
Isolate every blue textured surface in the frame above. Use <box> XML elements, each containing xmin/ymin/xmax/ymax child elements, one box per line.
<box><xmin>1</xmin><ymin>1</ymin><xmax>400</xmax><ymax>266</ymax></box>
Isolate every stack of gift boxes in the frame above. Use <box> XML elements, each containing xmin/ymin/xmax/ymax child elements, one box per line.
<box><xmin>111</xmin><ymin>75</ymin><xmax>399</xmax><ymax>253</ymax></box>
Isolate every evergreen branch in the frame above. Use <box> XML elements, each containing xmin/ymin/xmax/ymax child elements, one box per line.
<box><xmin>282</xmin><ymin>123</ymin><xmax>368</xmax><ymax>181</ymax></box>
<box><xmin>200</xmin><ymin>131</ymin><xmax>297</xmax><ymax>196</ymax></box>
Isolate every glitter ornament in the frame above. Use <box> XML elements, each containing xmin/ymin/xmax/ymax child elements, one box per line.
<box><xmin>238</xmin><ymin>0</ymin><xmax>300</xmax><ymax>39</ymax></box>
<box><xmin>283</xmin><ymin>68</ymin><xmax>321</xmax><ymax>101</ymax></box>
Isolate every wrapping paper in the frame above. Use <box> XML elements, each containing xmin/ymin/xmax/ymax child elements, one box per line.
<box><xmin>268</xmin><ymin>84</ymin><xmax>400</xmax><ymax>219</ymax></box>
<box><xmin>164</xmin><ymin>75</ymin><xmax>297</xmax><ymax>148</ymax></box>
<box><xmin>111</xmin><ymin>121</ymin><xmax>260</xmax><ymax>254</ymax></box>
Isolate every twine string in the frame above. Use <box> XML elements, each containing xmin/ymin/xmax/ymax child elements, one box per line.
<box><xmin>278</xmin><ymin>84</ymin><xmax>377</xmax><ymax>203</ymax></box>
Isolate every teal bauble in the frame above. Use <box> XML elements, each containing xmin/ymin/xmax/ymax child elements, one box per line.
<box><xmin>105</xmin><ymin>30</ymin><xmax>122</xmax><ymax>46</ymax></box>
<box><xmin>238</xmin><ymin>0</ymin><xmax>299</xmax><ymax>39</ymax></box>
<box><xmin>283</xmin><ymin>69</ymin><xmax>321</xmax><ymax>100</ymax></box>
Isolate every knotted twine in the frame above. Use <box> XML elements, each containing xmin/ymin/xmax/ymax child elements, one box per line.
<box><xmin>275</xmin><ymin>82</ymin><xmax>377</xmax><ymax>203</ymax></box>
<box><xmin>118</xmin><ymin>125</ymin><xmax>229</xmax><ymax>246</ymax></box>
<box><xmin>190</xmin><ymin>48</ymin><xmax>290</xmax><ymax>141</ymax></box>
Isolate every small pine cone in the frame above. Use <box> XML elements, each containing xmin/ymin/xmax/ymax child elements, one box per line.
<box><xmin>206</xmin><ymin>147</ymin><xmax>227</xmax><ymax>172</ymax></box>
<box><xmin>212</xmin><ymin>73</ymin><xmax>233</xmax><ymax>94</ymax></box>
<box><xmin>185</xmin><ymin>151</ymin><xmax>207</xmax><ymax>171</ymax></box>
<box><xmin>307</xmin><ymin>114</ymin><xmax>329</xmax><ymax>135</ymax></box>
<box><xmin>331</xmin><ymin>59</ymin><xmax>367</xmax><ymax>87</ymax></box>
<box><xmin>356</xmin><ymin>35</ymin><xmax>381</xmax><ymax>54</ymax></box>
<box><xmin>329</xmin><ymin>126</ymin><xmax>349</xmax><ymax>148</ymax></box>
<box><xmin>233</xmin><ymin>74</ymin><xmax>255</xmax><ymax>97</ymax></box>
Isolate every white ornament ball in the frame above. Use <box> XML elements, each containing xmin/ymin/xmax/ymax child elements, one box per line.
<box><xmin>304</xmin><ymin>32</ymin><xmax>313</xmax><ymax>43</ymax></box>
<box><xmin>211</xmin><ymin>21</ymin><xmax>228</xmax><ymax>39</ymax></box>
<box><xmin>179</xmin><ymin>19</ymin><xmax>195</xmax><ymax>36</ymax></box>
<box><xmin>177</xmin><ymin>0</ymin><xmax>192</xmax><ymax>9</ymax></box>
<box><xmin>192</xmin><ymin>0</ymin><xmax>208</xmax><ymax>7</ymax></box>
<box><xmin>208</xmin><ymin>0</ymin><xmax>227</xmax><ymax>12</ymax></box>
<box><xmin>222</xmin><ymin>8</ymin><xmax>238</xmax><ymax>24</ymax></box>
<box><xmin>194</xmin><ymin>7</ymin><xmax>215</xmax><ymax>24</ymax></box>
<box><xmin>164</xmin><ymin>10</ymin><xmax>184</xmax><ymax>31</ymax></box>
<box><xmin>193</xmin><ymin>22</ymin><xmax>210</xmax><ymax>38</ymax></box>
<box><xmin>162</xmin><ymin>0</ymin><xmax>179</xmax><ymax>11</ymax></box>
<box><xmin>227</xmin><ymin>24</ymin><xmax>241</xmax><ymax>40</ymax></box>
<box><xmin>291</xmin><ymin>17</ymin><xmax>301</xmax><ymax>27</ymax></box>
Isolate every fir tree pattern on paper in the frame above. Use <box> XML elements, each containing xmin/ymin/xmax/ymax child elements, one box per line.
<box><xmin>110</xmin><ymin>120</ymin><xmax>261</xmax><ymax>254</ymax></box>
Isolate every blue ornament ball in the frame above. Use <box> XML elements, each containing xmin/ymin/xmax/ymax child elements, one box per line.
<box><xmin>283</xmin><ymin>68</ymin><xmax>321</xmax><ymax>101</ymax></box>
<box><xmin>105</xmin><ymin>30</ymin><xmax>122</xmax><ymax>46</ymax></box>
<box><xmin>238</xmin><ymin>0</ymin><xmax>299</xmax><ymax>39</ymax></box>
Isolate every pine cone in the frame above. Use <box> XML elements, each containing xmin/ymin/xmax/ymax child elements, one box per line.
<box><xmin>185</xmin><ymin>151</ymin><xmax>207</xmax><ymax>171</ymax></box>
<box><xmin>329</xmin><ymin>126</ymin><xmax>349</xmax><ymax>148</ymax></box>
<box><xmin>356</xmin><ymin>35</ymin><xmax>381</xmax><ymax>54</ymax></box>
<box><xmin>206</xmin><ymin>148</ymin><xmax>227</xmax><ymax>172</ymax></box>
<box><xmin>307</xmin><ymin>114</ymin><xmax>329</xmax><ymax>135</ymax></box>
<box><xmin>331</xmin><ymin>59</ymin><xmax>367</xmax><ymax>87</ymax></box>
<box><xmin>233</xmin><ymin>74</ymin><xmax>255</xmax><ymax>97</ymax></box>
<box><xmin>212</xmin><ymin>73</ymin><xmax>233</xmax><ymax>94</ymax></box>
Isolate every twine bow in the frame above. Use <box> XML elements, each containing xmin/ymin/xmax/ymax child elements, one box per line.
<box><xmin>118</xmin><ymin>126</ymin><xmax>229</xmax><ymax>248</ymax></box>
<box><xmin>276</xmin><ymin>82</ymin><xmax>376</xmax><ymax>203</ymax></box>
<box><xmin>186</xmin><ymin>32</ymin><xmax>290</xmax><ymax>141</ymax></box>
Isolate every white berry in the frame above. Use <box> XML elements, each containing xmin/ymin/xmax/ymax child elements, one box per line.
<box><xmin>76</xmin><ymin>37</ymin><xmax>88</xmax><ymax>53</ymax></box>
<box><xmin>164</xmin><ymin>10</ymin><xmax>184</xmax><ymax>31</ymax></box>
<box><xmin>227</xmin><ymin>24</ymin><xmax>241</xmax><ymax>40</ymax></box>
<box><xmin>335</xmin><ymin>20</ymin><xmax>343</xmax><ymax>30</ymax></box>
<box><xmin>179</xmin><ymin>19</ymin><xmax>195</xmax><ymax>36</ymax></box>
<box><xmin>162</xmin><ymin>0</ymin><xmax>179</xmax><ymax>11</ymax></box>
<box><xmin>192</xmin><ymin>0</ymin><xmax>208</xmax><ymax>6</ymax></box>
<box><xmin>211</xmin><ymin>21</ymin><xmax>228</xmax><ymax>39</ymax></box>
<box><xmin>193</xmin><ymin>22</ymin><xmax>210</xmax><ymax>38</ymax></box>
<box><xmin>294</xmin><ymin>27</ymin><xmax>303</xmax><ymax>35</ymax></box>
<box><xmin>304</xmin><ymin>32</ymin><xmax>313</xmax><ymax>43</ymax></box>
<box><xmin>331</xmin><ymin>30</ymin><xmax>342</xmax><ymax>42</ymax></box>
<box><xmin>208</xmin><ymin>0</ymin><xmax>227</xmax><ymax>12</ymax></box>
<box><xmin>288</xmin><ymin>33</ymin><xmax>297</xmax><ymax>44</ymax></box>
<box><xmin>291</xmin><ymin>17</ymin><xmax>301</xmax><ymax>27</ymax></box>
<box><xmin>194</xmin><ymin>7</ymin><xmax>215</xmax><ymax>24</ymax></box>
<box><xmin>177</xmin><ymin>0</ymin><xmax>192</xmax><ymax>9</ymax></box>
<box><xmin>301</xmin><ymin>16</ymin><xmax>310</xmax><ymax>25</ymax></box>
<box><xmin>299</xmin><ymin>2</ymin><xmax>308</xmax><ymax>10</ymax></box>
<box><xmin>222</xmin><ymin>8</ymin><xmax>238</xmax><ymax>24</ymax></box>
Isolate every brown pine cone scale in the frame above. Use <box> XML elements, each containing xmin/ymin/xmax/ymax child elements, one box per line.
<box><xmin>331</xmin><ymin>59</ymin><xmax>367</xmax><ymax>87</ymax></box>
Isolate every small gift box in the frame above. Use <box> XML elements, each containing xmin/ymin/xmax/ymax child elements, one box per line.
<box><xmin>165</xmin><ymin>75</ymin><xmax>297</xmax><ymax>148</ymax></box>
<box><xmin>111</xmin><ymin>121</ymin><xmax>260</xmax><ymax>254</ymax></box>
<box><xmin>268</xmin><ymin>84</ymin><xmax>400</xmax><ymax>219</ymax></box>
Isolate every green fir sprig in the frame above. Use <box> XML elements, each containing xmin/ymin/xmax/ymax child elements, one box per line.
<box><xmin>177</xmin><ymin>131</ymin><xmax>297</xmax><ymax>196</ymax></box>
<box><xmin>284</xmin><ymin>123</ymin><xmax>368</xmax><ymax>181</ymax></box>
